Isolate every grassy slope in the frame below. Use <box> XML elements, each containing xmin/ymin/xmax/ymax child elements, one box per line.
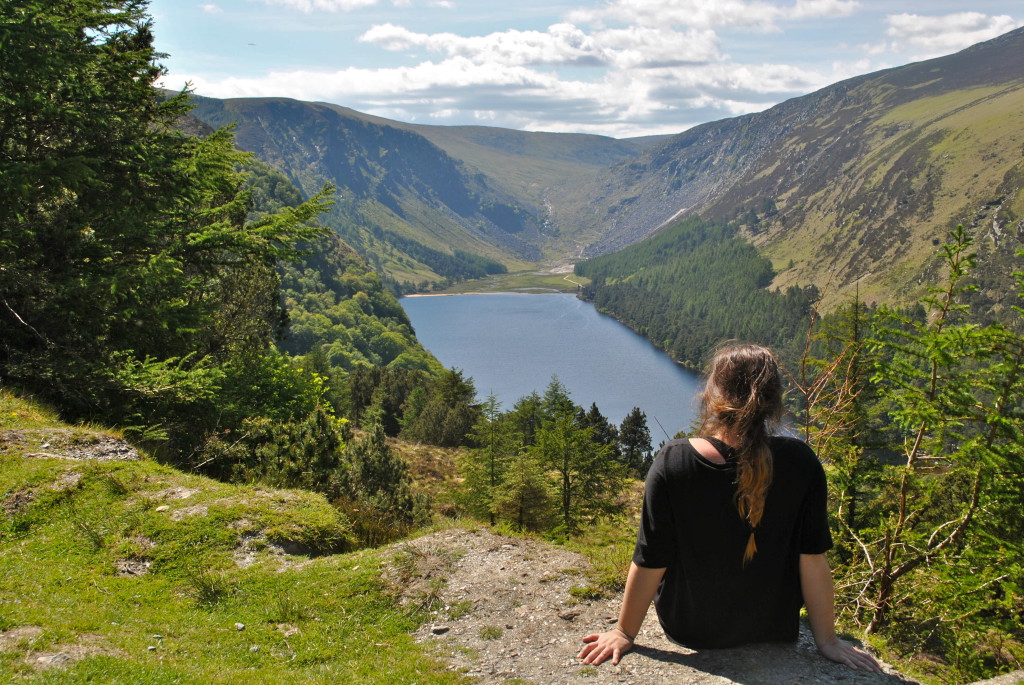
<box><xmin>0</xmin><ymin>391</ymin><xmax>466</xmax><ymax>684</ymax></box>
<box><xmin>317</xmin><ymin>104</ymin><xmax>655</xmax><ymax>255</ymax></box>
<box><xmin>188</xmin><ymin>97</ymin><xmax>539</xmax><ymax>283</ymax></box>
<box><xmin>761</xmin><ymin>83</ymin><xmax>1024</xmax><ymax>307</ymax></box>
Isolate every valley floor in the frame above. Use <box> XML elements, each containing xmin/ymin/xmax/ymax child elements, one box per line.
<box><xmin>426</xmin><ymin>264</ymin><xmax>588</xmax><ymax>296</ymax></box>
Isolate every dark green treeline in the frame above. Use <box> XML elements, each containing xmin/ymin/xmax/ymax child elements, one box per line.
<box><xmin>575</xmin><ymin>216</ymin><xmax>818</xmax><ymax>366</ymax></box>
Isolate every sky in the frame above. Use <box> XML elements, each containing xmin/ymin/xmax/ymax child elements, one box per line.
<box><xmin>149</xmin><ymin>0</ymin><xmax>1023</xmax><ymax>139</ymax></box>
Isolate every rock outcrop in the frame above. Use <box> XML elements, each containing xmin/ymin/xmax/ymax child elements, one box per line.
<box><xmin>393</xmin><ymin>528</ymin><xmax>919</xmax><ymax>685</ymax></box>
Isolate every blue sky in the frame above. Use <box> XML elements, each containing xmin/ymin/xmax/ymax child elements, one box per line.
<box><xmin>149</xmin><ymin>0</ymin><xmax>1023</xmax><ymax>138</ymax></box>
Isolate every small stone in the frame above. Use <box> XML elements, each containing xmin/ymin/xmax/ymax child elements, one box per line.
<box><xmin>147</xmin><ymin>646</ymin><xmax>156</xmax><ymax>651</ymax></box>
<box><xmin>249</xmin><ymin>645</ymin><xmax>259</xmax><ymax>652</ymax></box>
<box><xmin>34</xmin><ymin>653</ymin><xmax>73</xmax><ymax>669</ymax></box>
<box><xmin>558</xmin><ymin>609</ymin><xmax>581</xmax><ymax>621</ymax></box>
<box><xmin>155</xmin><ymin>505</ymin><xmax>169</xmax><ymax>512</ymax></box>
<box><xmin>234</xmin><ymin>623</ymin><xmax>245</xmax><ymax>631</ymax></box>
<box><xmin>431</xmin><ymin>625</ymin><xmax>450</xmax><ymax>635</ymax></box>
<box><xmin>153</xmin><ymin>634</ymin><xmax>163</xmax><ymax>640</ymax></box>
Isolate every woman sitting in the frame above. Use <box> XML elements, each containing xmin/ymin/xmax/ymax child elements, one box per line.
<box><xmin>578</xmin><ymin>343</ymin><xmax>881</xmax><ymax>672</ymax></box>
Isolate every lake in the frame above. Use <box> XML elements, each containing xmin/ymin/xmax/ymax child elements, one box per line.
<box><xmin>401</xmin><ymin>292</ymin><xmax>701</xmax><ymax>438</ymax></box>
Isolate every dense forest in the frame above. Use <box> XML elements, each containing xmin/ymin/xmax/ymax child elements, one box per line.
<box><xmin>575</xmin><ymin>216</ymin><xmax>819</xmax><ymax>367</ymax></box>
<box><xmin>0</xmin><ymin>0</ymin><xmax>456</xmax><ymax>522</ymax></box>
<box><xmin>2</xmin><ymin>2</ymin><xmax>1023</xmax><ymax>683</ymax></box>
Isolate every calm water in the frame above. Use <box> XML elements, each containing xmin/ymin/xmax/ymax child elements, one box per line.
<box><xmin>401</xmin><ymin>293</ymin><xmax>700</xmax><ymax>437</ymax></box>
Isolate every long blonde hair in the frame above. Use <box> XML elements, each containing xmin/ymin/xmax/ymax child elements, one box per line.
<box><xmin>699</xmin><ymin>343</ymin><xmax>784</xmax><ymax>565</ymax></box>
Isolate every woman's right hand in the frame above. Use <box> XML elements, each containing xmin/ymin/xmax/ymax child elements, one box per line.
<box><xmin>577</xmin><ymin>630</ymin><xmax>634</xmax><ymax>666</ymax></box>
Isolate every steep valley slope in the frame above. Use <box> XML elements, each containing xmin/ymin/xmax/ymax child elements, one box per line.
<box><xmin>186</xmin><ymin>26</ymin><xmax>1024</xmax><ymax>312</ymax></box>
<box><xmin>556</xmin><ymin>27</ymin><xmax>1024</xmax><ymax>309</ymax></box>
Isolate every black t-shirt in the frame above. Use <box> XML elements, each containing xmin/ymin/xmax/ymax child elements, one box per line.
<box><xmin>632</xmin><ymin>436</ymin><xmax>832</xmax><ymax>649</ymax></box>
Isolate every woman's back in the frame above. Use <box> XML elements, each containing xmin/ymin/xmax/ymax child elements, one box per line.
<box><xmin>634</xmin><ymin>436</ymin><xmax>831</xmax><ymax>648</ymax></box>
<box><xmin>579</xmin><ymin>344</ymin><xmax>881</xmax><ymax>673</ymax></box>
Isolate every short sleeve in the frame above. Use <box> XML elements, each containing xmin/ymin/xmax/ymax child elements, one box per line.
<box><xmin>632</xmin><ymin>448</ymin><xmax>676</xmax><ymax>568</ymax></box>
<box><xmin>798</xmin><ymin>452</ymin><xmax>833</xmax><ymax>555</ymax></box>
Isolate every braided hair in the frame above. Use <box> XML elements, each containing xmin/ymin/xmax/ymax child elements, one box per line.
<box><xmin>698</xmin><ymin>344</ymin><xmax>784</xmax><ymax>565</ymax></box>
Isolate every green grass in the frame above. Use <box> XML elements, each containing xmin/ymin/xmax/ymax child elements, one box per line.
<box><xmin>433</xmin><ymin>269</ymin><xmax>589</xmax><ymax>295</ymax></box>
<box><xmin>0</xmin><ymin>390</ymin><xmax>468</xmax><ymax>684</ymax></box>
<box><xmin>478</xmin><ymin>625</ymin><xmax>503</xmax><ymax>640</ymax></box>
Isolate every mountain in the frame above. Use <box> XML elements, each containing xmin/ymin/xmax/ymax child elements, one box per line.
<box><xmin>187</xmin><ymin>27</ymin><xmax>1024</xmax><ymax>310</ymax></box>
<box><xmin>558</xmin><ymin>27</ymin><xmax>1024</xmax><ymax>308</ymax></box>
<box><xmin>186</xmin><ymin>96</ymin><xmax>653</xmax><ymax>288</ymax></box>
<box><xmin>320</xmin><ymin>104</ymin><xmax>659</xmax><ymax>215</ymax></box>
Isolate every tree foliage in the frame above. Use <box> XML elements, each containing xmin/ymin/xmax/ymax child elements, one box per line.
<box><xmin>618</xmin><ymin>407</ymin><xmax>653</xmax><ymax>477</ymax></box>
<box><xmin>0</xmin><ymin>0</ymin><xmax>331</xmax><ymax>458</ymax></box>
<box><xmin>575</xmin><ymin>216</ymin><xmax>817</xmax><ymax>367</ymax></box>
<box><xmin>459</xmin><ymin>395</ymin><xmax>520</xmax><ymax>524</ymax></box>
<box><xmin>458</xmin><ymin>377</ymin><xmax>626</xmax><ymax>534</ymax></box>
<box><xmin>799</xmin><ymin>228</ymin><xmax>1024</xmax><ymax>681</ymax></box>
<box><xmin>400</xmin><ymin>368</ymin><xmax>479</xmax><ymax>447</ymax></box>
<box><xmin>277</xmin><ymin>229</ymin><xmax>441</xmax><ymax>374</ymax></box>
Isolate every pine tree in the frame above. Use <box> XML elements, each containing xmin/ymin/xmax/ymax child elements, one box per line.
<box><xmin>619</xmin><ymin>407</ymin><xmax>653</xmax><ymax>477</ymax></box>
<box><xmin>803</xmin><ymin>229</ymin><xmax>1024</xmax><ymax>680</ymax></box>
<box><xmin>340</xmin><ymin>418</ymin><xmax>422</xmax><ymax>544</ymax></box>
<box><xmin>493</xmin><ymin>448</ymin><xmax>553</xmax><ymax>532</ymax></box>
<box><xmin>0</xmin><ymin>0</ymin><xmax>332</xmax><ymax>454</ymax></box>
<box><xmin>509</xmin><ymin>391</ymin><xmax>543</xmax><ymax>447</ymax></box>
<box><xmin>460</xmin><ymin>395</ymin><xmax>520</xmax><ymax>524</ymax></box>
<box><xmin>400</xmin><ymin>368</ymin><xmax>479</xmax><ymax>446</ymax></box>
<box><xmin>541</xmin><ymin>376</ymin><xmax>577</xmax><ymax>422</ymax></box>
<box><xmin>535</xmin><ymin>415</ymin><xmax>622</xmax><ymax>534</ymax></box>
<box><xmin>580</xmin><ymin>403</ymin><xmax>621</xmax><ymax>461</ymax></box>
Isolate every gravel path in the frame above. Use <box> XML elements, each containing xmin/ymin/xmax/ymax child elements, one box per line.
<box><xmin>394</xmin><ymin>528</ymin><xmax>918</xmax><ymax>685</ymax></box>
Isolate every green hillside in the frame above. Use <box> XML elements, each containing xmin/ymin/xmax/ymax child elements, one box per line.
<box><xmin>184</xmin><ymin>97</ymin><xmax>665</xmax><ymax>288</ymax></box>
<box><xmin>309</xmin><ymin>103</ymin><xmax>659</xmax><ymax>217</ymax></box>
<box><xmin>0</xmin><ymin>392</ymin><xmax>464</xmax><ymax>684</ymax></box>
<box><xmin>559</xmin><ymin>27</ymin><xmax>1024</xmax><ymax>312</ymax></box>
<box><xmin>575</xmin><ymin>216</ymin><xmax>818</xmax><ymax>367</ymax></box>
<box><xmin>186</xmin><ymin>96</ymin><xmax>544</xmax><ymax>288</ymax></box>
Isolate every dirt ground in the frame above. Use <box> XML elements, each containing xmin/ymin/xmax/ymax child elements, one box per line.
<box><xmin>391</xmin><ymin>528</ymin><xmax>919</xmax><ymax>685</ymax></box>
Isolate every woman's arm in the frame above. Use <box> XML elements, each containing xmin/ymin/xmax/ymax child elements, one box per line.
<box><xmin>800</xmin><ymin>553</ymin><xmax>882</xmax><ymax>672</ymax></box>
<box><xmin>578</xmin><ymin>562</ymin><xmax>666</xmax><ymax>666</ymax></box>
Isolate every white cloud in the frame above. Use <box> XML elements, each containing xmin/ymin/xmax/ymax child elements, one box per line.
<box><xmin>787</xmin><ymin>0</ymin><xmax>857</xmax><ymax>20</ymax></box>
<box><xmin>593</xmin><ymin>26</ymin><xmax>721</xmax><ymax>67</ymax></box>
<box><xmin>884</xmin><ymin>12</ymin><xmax>1021</xmax><ymax>57</ymax></box>
<box><xmin>164</xmin><ymin>0</ymin><xmax>959</xmax><ymax>137</ymax></box>
<box><xmin>199</xmin><ymin>3</ymin><xmax>223</xmax><ymax>12</ymax></box>
<box><xmin>165</xmin><ymin>49</ymin><xmax>848</xmax><ymax>138</ymax></box>
<box><xmin>359</xmin><ymin>23</ymin><xmax>608</xmax><ymax>66</ymax></box>
<box><xmin>567</xmin><ymin>0</ymin><xmax>858</xmax><ymax>32</ymax></box>
<box><xmin>260</xmin><ymin>0</ymin><xmax>378</xmax><ymax>12</ymax></box>
<box><xmin>359</xmin><ymin>23</ymin><xmax>720</xmax><ymax>68</ymax></box>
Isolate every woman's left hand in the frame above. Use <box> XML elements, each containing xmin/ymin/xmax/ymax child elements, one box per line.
<box><xmin>817</xmin><ymin>637</ymin><xmax>883</xmax><ymax>672</ymax></box>
<box><xmin>578</xmin><ymin>630</ymin><xmax>633</xmax><ymax>666</ymax></box>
